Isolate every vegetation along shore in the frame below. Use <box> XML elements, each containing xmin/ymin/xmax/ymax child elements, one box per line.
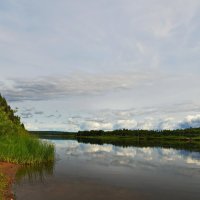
<box><xmin>0</xmin><ymin>94</ymin><xmax>54</xmax><ymax>199</ymax></box>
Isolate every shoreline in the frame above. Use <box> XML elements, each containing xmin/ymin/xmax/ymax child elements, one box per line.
<box><xmin>0</xmin><ymin>162</ymin><xmax>19</xmax><ymax>200</ymax></box>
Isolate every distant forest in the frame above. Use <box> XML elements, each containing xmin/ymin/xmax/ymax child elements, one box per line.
<box><xmin>30</xmin><ymin>127</ymin><xmax>200</xmax><ymax>137</ymax></box>
<box><xmin>76</xmin><ymin>128</ymin><xmax>200</xmax><ymax>137</ymax></box>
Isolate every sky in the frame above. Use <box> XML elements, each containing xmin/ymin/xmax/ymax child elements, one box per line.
<box><xmin>0</xmin><ymin>0</ymin><xmax>200</xmax><ymax>131</ymax></box>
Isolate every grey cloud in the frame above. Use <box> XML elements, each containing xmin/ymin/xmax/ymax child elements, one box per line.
<box><xmin>23</xmin><ymin>107</ymin><xmax>35</xmax><ymax>112</ymax></box>
<box><xmin>1</xmin><ymin>72</ymin><xmax>154</xmax><ymax>102</ymax></box>
<box><xmin>0</xmin><ymin>0</ymin><xmax>200</xmax><ymax>87</ymax></box>
<box><xmin>20</xmin><ymin>112</ymin><xmax>33</xmax><ymax>119</ymax></box>
<box><xmin>47</xmin><ymin>115</ymin><xmax>55</xmax><ymax>118</ymax></box>
<box><xmin>111</xmin><ymin>104</ymin><xmax>200</xmax><ymax>120</ymax></box>
<box><xmin>57</xmin><ymin>114</ymin><xmax>62</xmax><ymax>119</ymax></box>
<box><xmin>71</xmin><ymin>115</ymin><xmax>82</xmax><ymax>119</ymax></box>
<box><xmin>34</xmin><ymin>111</ymin><xmax>44</xmax><ymax>115</ymax></box>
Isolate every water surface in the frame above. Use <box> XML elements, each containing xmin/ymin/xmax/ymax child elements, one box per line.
<box><xmin>14</xmin><ymin>139</ymin><xmax>200</xmax><ymax>200</ymax></box>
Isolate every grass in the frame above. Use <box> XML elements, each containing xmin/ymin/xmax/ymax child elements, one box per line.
<box><xmin>0</xmin><ymin>133</ymin><xmax>54</xmax><ymax>199</ymax></box>
<box><xmin>0</xmin><ymin>95</ymin><xmax>55</xmax><ymax>199</ymax></box>
<box><xmin>0</xmin><ymin>134</ymin><xmax>54</xmax><ymax>165</ymax></box>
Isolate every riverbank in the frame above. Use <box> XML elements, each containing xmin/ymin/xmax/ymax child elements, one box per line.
<box><xmin>0</xmin><ymin>95</ymin><xmax>55</xmax><ymax>199</ymax></box>
<box><xmin>0</xmin><ymin>162</ymin><xmax>19</xmax><ymax>200</ymax></box>
<box><xmin>30</xmin><ymin>128</ymin><xmax>200</xmax><ymax>152</ymax></box>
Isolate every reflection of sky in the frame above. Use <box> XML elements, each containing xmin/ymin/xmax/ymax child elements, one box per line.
<box><xmin>53</xmin><ymin>140</ymin><xmax>200</xmax><ymax>169</ymax></box>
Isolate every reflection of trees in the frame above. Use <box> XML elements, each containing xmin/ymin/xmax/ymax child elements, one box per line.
<box><xmin>77</xmin><ymin>137</ymin><xmax>200</xmax><ymax>152</ymax></box>
<box><xmin>15</xmin><ymin>161</ymin><xmax>54</xmax><ymax>183</ymax></box>
<box><xmin>75</xmin><ymin>129</ymin><xmax>200</xmax><ymax>152</ymax></box>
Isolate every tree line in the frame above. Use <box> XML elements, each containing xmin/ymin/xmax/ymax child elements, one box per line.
<box><xmin>76</xmin><ymin>128</ymin><xmax>200</xmax><ymax>137</ymax></box>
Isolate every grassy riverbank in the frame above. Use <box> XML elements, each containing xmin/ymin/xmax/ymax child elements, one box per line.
<box><xmin>0</xmin><ymin>95</ymin><xmax>54</xmax><ymax>164</ymax></box>
<box><xmin>0</xmin><ymin>94</ymin><xmax>54</xmax><ymax>199</ymax></box>
<box><xmin>0</xmin><ymin>134</ymin><xmax>54</xmax><ymax>165</ymax></box>
<box><xmin>0</xmin><ymin>94</ymin><xmax>54</xmax><ymax>165</ymax></box>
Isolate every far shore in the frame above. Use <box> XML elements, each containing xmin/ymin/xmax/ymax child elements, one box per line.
<box><xmin>30</xmin><ymin>128</ymin><xmax>200</xmax><ymax>152</ymax></box>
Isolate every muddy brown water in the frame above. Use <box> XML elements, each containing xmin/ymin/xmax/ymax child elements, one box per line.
<box><xmin>14</xmin><ymin>139</ymin><xmax>200</xmax><ymax>200</ymax></box>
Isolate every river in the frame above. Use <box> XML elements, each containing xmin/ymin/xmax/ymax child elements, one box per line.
<box><xmin>14</xmin><ymin>139</ymin><xmax>200</xmax><ymax>200</ymax></box>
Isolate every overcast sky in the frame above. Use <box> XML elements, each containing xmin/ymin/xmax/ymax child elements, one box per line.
<box><xmin>1</xmin><ymin>0</ymin><xmax>200</xmax><ymax>131</ymax></box>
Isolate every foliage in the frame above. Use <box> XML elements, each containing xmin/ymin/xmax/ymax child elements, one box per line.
<box><xmin>76</xmin><ymin>128</ymin><xmax>200</xmax><ymax>137</ymax></box>
<box><xmin>0</xmin><ymin>94</ymin><xmax>54</xmax><ymax>164</ymax></box>
<box><xmin>0</xmin><ymin>134</ymin><xmax>54</xmax><ymax>165</ymax></box>
<box><xmin>0</xmin><ymin>94</ymin><xmax>24</xmax><ymax>128</ymax></box>
<box><xmin>0</xmin><ymin>106</ymin><xmax>25</xmax><ymax>136</ymax></box>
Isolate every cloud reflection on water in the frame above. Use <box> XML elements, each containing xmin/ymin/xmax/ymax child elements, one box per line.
<box><xmin>54</xmin><ymin>140</ymin><xmax>200</xmax><ymax>169</ymax></box>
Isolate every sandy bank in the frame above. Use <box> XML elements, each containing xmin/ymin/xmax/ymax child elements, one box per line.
<box><xmin>0</xmin><ymin>162</ymin><xmax>19</xmax><ymax>200</ymax></box>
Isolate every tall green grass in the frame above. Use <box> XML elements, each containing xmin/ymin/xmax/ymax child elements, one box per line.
<box><xmin>0</xmin><ymin>95</ymin><xmax>54</xmax><ymax>200</ymax></box>
<box><xmin>0</xmin><ymin>95</ymin><xmax>55</xmax><ymax>165</ymax></box>
<box><xmin>0</xmin><ymin>134</ymin><xmax>54</xmax><ymax>165</ymax></box>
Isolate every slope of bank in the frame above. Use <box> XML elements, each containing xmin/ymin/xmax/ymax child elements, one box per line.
<box><xmin>0</xmin><ymin>94</ymin><xmax>55</xmax><ymax>199</ymax></box>
<box><xmin>0</xmin><ymin>94</ymin><xmax>55</xmax><ymax>165</ymax></box>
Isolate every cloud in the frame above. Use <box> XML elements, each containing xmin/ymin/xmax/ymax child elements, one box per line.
<box><xmin>1</xmin><ymin>1</ymin><xmax>200</xmax><ymax>132</ymax></box>
<box><xmin>25</xmin><ymin>122</ymin><xmax>69</xmax><ymax>131</ymax></box>
<box><xmin>113</xmin><ymin>119</ymin><xmax>137</xmax><ymax>130</ymax></box>
<box><xmin>34</xmin><ymin>111</ymin><xmax>44</xmax><ymax>115</ymax></box>
<box><xmin>63</xmin><ymin>107</ymin><xmax>200</xmax><ymax>131</ymax></box>
<box><xmin>16</xmin><ymin>102</ymin><xmax>200</xmax><ymax>131</ymax></box>
<box><xmin>80</xmin><ymin>121</ymin><xmax>113</xmax><ymax>131</ymax></box>
<box><xmin>0</xmin><ymin>0</ymin><xmax>200</xmax><ymax>79</ymax></box>
<box><xmin>1</xmin><ymin>72</ymin><xmax>155</xmax><ymax>102</ymax></box>
<box><xmin>47</xmin><ymin>115</ymin><xmax>55</xmax><ymax>118</ymax></box>
<box><xmin>177</xmin><ymin>114</ymin><xmax>200</xmax><ymax>129</ymax></box>
<box><xmin>20</xmin><ymin>112</ymin><xmax>33</xmax><ymax>119</ymax></box>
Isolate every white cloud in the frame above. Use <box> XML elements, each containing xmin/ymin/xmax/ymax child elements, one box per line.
<box><xmin>177</xmin><ymin>114</ymin><xmax>200</xmax><ymax>129</ymax></box>
<box><xmin>80</xmin><ymin>121</ymin><xmax>113</xmax><ymax>131</ymax></box>
<box><xmin>114</xmin><ymin>119</ymin><xmax>137</xmax><ymax>130</ymax></box>
<box><xmin>20</xmin><ymin>103</ymin><xmax>200</xmax><ymax>131</ymax></box>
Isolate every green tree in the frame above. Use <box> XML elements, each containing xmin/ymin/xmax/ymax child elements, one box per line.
<box><xmin>0</xmin><ymin>94</ymin><xmax>24</xmax><ymax>128</ymax></box>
